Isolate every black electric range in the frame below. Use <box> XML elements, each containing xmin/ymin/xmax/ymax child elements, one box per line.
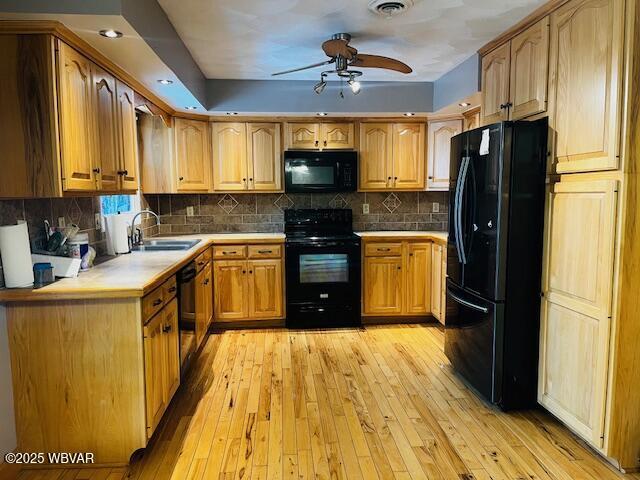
<box><xmin>284</xmin><ymin>209</ymin><xmax>361</xmax><ymax>328</ymax></box>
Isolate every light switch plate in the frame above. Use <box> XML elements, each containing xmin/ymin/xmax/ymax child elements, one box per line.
<box><xmin>362</xmin><ymin>203</ymin><xmax>370</xmax><ymax>214</ymax></box>
<box><xmin>186</xmin><ymin>206</ymin><xmax>195</xmax><ymax>217</ymax></box>
<box><xmin>57</xmin><ymin>216</ymin><xmax>66</xmax><ymax>228</ymax></box>
<box><xmin>432</xmin><ymin>202</ymin><xmax>440</xmax><ymax>213</ymax></box>
<box><xmin>94</xmin><ymin>213</ymin><xmax>102</xmax><ymax>231</ymax></box>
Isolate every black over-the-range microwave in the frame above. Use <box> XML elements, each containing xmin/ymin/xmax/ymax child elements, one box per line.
<box><xmin>284</xmin><ymin>150</ymin><xmax>357</xmax><ymax>193</ymax></box>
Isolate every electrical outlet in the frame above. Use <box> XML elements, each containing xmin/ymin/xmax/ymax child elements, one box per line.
<box><xmin>432</xmin><ymin>202</ymin><xmax>440</xmax><ymax>213</ymax></box>
<box><xmin>362</xmin><ymin>203</ymin><xmax>370</xmax><ymax>214</ymax></box>
<box><xmin>186</xmin><ymin>206</ymin><xmax>195</xmax><ymax>217</ymax></box>
<box><xmin>95</xmin><ymin>213</ymin><xmax>102</xmax><ymax>231</ymax></box>
<box><xmin>57</xmin><ymin>216</ymin><xmax>66</xmax><ymax>228</ymax></box>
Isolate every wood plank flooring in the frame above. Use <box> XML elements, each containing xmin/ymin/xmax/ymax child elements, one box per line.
<box><xmin>13</xmin><ymin>324</ymin><xmax>640</xmax><ymax>480</ymax></box>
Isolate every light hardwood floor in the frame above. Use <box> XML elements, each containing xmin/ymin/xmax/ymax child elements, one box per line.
<box><xmin>14</xmin><ymin>324</ymin><xmax>640</xmax><ymax>480</ymax></box>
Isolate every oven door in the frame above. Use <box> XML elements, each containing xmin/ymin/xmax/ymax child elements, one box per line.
<box><xmin>285</xmin><ymin>157</ymin><xmax>339</xmax><ymax>193</ymax></box>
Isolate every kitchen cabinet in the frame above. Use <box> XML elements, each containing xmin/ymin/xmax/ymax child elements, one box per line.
<box><xmin>116</xmin><ymin>81</ymin><xmax>139</xmax><ymax>191</ymax></box>
<box><xmin>139</xmin><ymin>113</ymin><xmax>174</xmax><ymax>194</ymax></box>
<box><xmin>462</xmin><ymin>107</ymin><xmax>481</xmax><ymax>132</ymax></box>
<box><xmin>481</xmin><ymin>17</ymin><xmax>549</xmax><ymax>125</ymax></box>
<box><xmin>286</xmin><ymin>122</ymin><xmax>354</xmax><ymax>150</ymax></box>
<box><xmin>91</xmin><ymin>64</ymin><xmax>120</xmax><ymax>191</ymax></box>
<box><xmin>481</xmin><ymin>43</ymin><xmax>511</xmax><ymax>125</ymax></box>
<box><xmin>174</xmin><ymin>118</ymin><xmax>211</xmax><ymax>192</ymax></box>
<box><xmin>431</xmin><ymin>242</ymin><xmax>444</xmax><ymax>323</ymax></box>
<box><xmin>359</xmin><ymin>122</ymin><xmax>426</xmax><ymax>191</ymax></box>
<box><xmin>58</xmin><ymin>41</ymin><xmax>97</xmax><ymax>192</ymax></box>
<box><xmin>212</xmin><ymin>122</ymin><xmax>282</xmax><ymax>192</ymax></box>
<box><xmin>539</xmin><ymin>178</ymin><xmax>617</xmax><ymax>447</ymax></box>
<box><xmin>426</xmin><ymin>119</ymin><xmax>462</xmax><ymax>190</ymax></box>
<box><xmin>548</xmin><ymin>0</ymin><xmax>624</xmax><ymax>173</ymax></box>
<box><xmin>363</xmin><ymin>239</ymin><xmax>439</xmax><ymax>317</ymax></box>
<box><xmin>195</xmin><ymin>261</ymin><xmax>213</xmax><ymax>348</ymax></box>
<box><xmin>213</xmin><ymin>244</ymin><xmax>285</xmax><ymax>322</ymax></box>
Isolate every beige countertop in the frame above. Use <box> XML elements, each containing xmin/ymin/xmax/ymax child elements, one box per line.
<box><xmin>0</xmin><ymin>233</ymin><xmax>285</xmax><ymax>302</ymax></box>
<box><xmin>356</xmin><ymin>231</ymin><xmax>448</xmax><ymax>243</ymax></box>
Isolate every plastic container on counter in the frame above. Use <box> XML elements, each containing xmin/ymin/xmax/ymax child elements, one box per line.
<box><xmin>33</xmin><ymin>262</ymin><xmax>55</xmax><ymax>288</ymax></box>
<box><xmin>68</xmin><ymin>232</ymin><xmax>89</xmax><ymax>259</ymax></box>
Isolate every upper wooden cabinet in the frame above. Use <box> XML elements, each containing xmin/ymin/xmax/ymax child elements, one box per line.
<box><xmin>462</xmin><ymin>107</ymin><xmax>481</xmax><ymax>132</ymax></box>
<box><xmin>58</xmin><ymin>42</ymin><xmax>97</xmax><ymax>192</ymax></box>
<box><xmin>481</xmin><ymin>17</ymin><xmax>550</xmax><ymax>124</ymax></box>
<box><xmin>481</xmin><ymin>43</ymin><xmax>511</xmax><ymax>125</ymax></box>
<box><xmin>509</xmin><ymin>17</ymin><xmax>549</xmax><ymax>120</ymax></box>
<box><xmin>0</xmin><ymin>36</ymin><xmax>140</xmax><ymax>197</ymax></box>
<box><xmin>359</xmin><ymin>122</ymin><xmax>426</xmax><ymax>191</ymax></box>
<box><xmin>139</xmin><ymin>114</ymin><xmax>174</xmax><ymax>194</ymax></box>
<box><xmin>212</xmin><ymin>122</ymin><xmax>282</xmax><ymax>192</ymax></box>
<box><xmin>427</xmin><ymin>119</ymin><xmax>462</xmax><ymax>190</ymax></box>
<box><xmin>286</xmin><ymin>122</ymin><xmax>354</xmax><ymax>150</ymax></box>
<box><xmin>548</xmin><ymin>0</ymin><xmax>624</xmax><ymax>174</ymax></box>
<box><xmin>174</xmin><ymin>118</ymin><xmax>211</xmax><ymax>192</ymax></box>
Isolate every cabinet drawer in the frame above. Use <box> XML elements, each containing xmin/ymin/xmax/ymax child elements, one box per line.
<box><xmin>365</xmin><ymin>243</ymin><xmax>402</xmax><ymax>257</ymax></box>
<box><xmin>248</xmin><ymin>244</ymin><xmax>282</xmax><ymax>259</ymax></box>
<box><xmin>162</xmin><ymin>275</ymin><xmax>178</xmax><ymax>301</ymax></box>
<box><xmin>213</xmin><ymin>245</ymin><xmax>247</xmax><ymax>259</ymax></box>
<box><xmin>143</xmin><ymin>286</ymin><xmax>165</xmax><ymax>323</ymax></box>
<box><xmin>195</xmin><ymin>248</ymin><xmax>212</xmax><ymax>268</ymax></box>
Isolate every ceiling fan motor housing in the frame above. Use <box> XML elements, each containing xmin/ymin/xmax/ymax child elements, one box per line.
<box><xmin>368</xmin><ymin>0</ymin><xmax>414</xmax><ymax>17</ymax></box>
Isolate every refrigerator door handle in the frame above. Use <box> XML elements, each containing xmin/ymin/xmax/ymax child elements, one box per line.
<box><xmin>455</xmin><ymin>156</ymin><xmax>470</xmax><ymax>264</ymax></box>
<box><xmin>447</xmin><ymin>287</ymin><xmax>489</xmax><ymax>314</ymax></box>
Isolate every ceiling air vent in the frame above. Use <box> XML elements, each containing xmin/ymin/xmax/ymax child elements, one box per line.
<box><xmin>368</xmin><ymin>0</ymin><xmax>414</xmax><ymax>17</ymax></box>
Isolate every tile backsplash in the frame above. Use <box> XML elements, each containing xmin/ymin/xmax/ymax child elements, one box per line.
<box><xmin>146</xmin><ymin>191</ymin><xmax>449</xmax><ymax>235</ymax></box>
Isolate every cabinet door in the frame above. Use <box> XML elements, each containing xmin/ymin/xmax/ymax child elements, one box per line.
<box><xmin>392</xmin><ymin>123</ymin><xmax>425</xmax><ymax>189</ymax></box>
<box><xmin>431</xmin><ymin>243</ymin><xmax>443</xmax><ymax>322</ymax></box>
<box><xmin>481</xmin><ymin>42</ymin><xmax>511</xmax><ymax>125</ymax></box>
<box><xmin>91</xmin><ymin>65</ymin><xmax>119</xmax><ymax>191</ymax></box>
<box><xmin>163</xmin><ymin>298</ymin><xmax>180</xmax><ymax>402</ymax></box>
<box><xmin>174</xmin><ymin>118</ymin><xmax>211</xmax><ymax>192</ymax></box>
<box><xmin>287</xmin><ymin>123</ymin><xmax>319</xmax><ymax>149</ymax></box>
<box><xmin>321</xmin><ymin>123</ymin><xmax>354</xmax><ymax>149</ymax></box>
<box><xmin>405</xmin><ymin>242</ymin><xmax>432</xmax><ymax>315</ymax></box>
<box><xmin>143</xmin><ymin>312</ymin><xmax>166</xmax><ymax>438</ymax></box>
<box><xmin>427</xmin><ymin>120</ymin><xmax>462</xmax><ymax>190</ymax></box>
<box><xmin>359</xmin><ymin>123</ymin><xmax>393</xmax><ymax>190</ymax></box>
<box><xmin>548</xmin><ymin>0</ymin><xmax>624</xmax><ymax>173</ymax></box>
<box><xmin>248</xmin><ymin>259</ymin><xmax>283</xmax><ymax>319</ymax></box>
<box><xmin>538</xmin><ymin>179</ymin><xmax>617</xmax><ymax>447</ymax></box>
<box><xmin>57</xmin><ymin>42</ymin><xmax>97</xmax><ymax>191</ymax></box>
<box><xmin>116</xmin><ymin>80</ymin><xmax>139</xmax><ymax>191</ymax></box>
<box><xmin>247</xmin><ymin>123</ymin><xmax>282</xmax><ymax>191</ymax></box>
<box><xmin>363</xmin><ymin>256</ymin><xmax>403</xmax><ymax>315</ymax></box>
<box><xmin>214</xmin><ymin>260</ymin><xmax>249</xmax><ymax>320</ymax></box>
<box><xmin>462</xmin><ymin>108</ymin><xmax>480</xmax><ymax>132</ymax></box>
<box><xmin>509</xmin><ymin>17</ymin><xmax>549</xmax><ymax>120</ymax></box>
<box><xmin>212</xmin><ymin>122</ymin><xmax>248</xmax><ymax>191</ymax></box>
<box><xmin>195</xmin><ymin>262</ymin><xmax>213</xmax><ymax>348</ymax></box>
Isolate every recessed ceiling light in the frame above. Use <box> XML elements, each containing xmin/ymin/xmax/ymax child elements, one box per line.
<box><xmin>459</xmin><ymin>102</ymin><xmax>471</xmax><ymax>107</ymax></box>
<box><xmin>226</xmin><ymin>112</ymin><xmax>238</xmax><ymax>115</ymax></box>
<box><xmin>99</xmin><ymin>29</ymin><xmax>123</xmax><ymax>39</ymax></box>
<box><xmin>157</xmin><ymin>79</ymin><xmax>173</xmax><ymax>85</ymax></box>
<box><xmin>404</xmin><ymin>112</ymin><xmax>415</xmax><ymax>117</ymax></box>
<box><xmin>317</xmin><ymin>112</ymin><xmax>327</xmax><ymax>116</ymax></box>
<box><xmin>185</xmin><ymin>106</ymin><xmax>198</xmax><ymax>110</ymax></box>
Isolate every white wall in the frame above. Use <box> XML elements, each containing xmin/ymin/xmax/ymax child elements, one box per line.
<box><xmin>0</xmin><ymin>305</ymin><xmax>16</xmax><ymax>454</ymax></box>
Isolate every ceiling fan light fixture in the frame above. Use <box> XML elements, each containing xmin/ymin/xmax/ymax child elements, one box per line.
<box><xmin>348</xmin><ymin>78</ymin><xmax>361</xmax><ymax>95</ymax></box>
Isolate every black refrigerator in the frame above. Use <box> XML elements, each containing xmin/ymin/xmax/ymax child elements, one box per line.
<box><xmin>445</xmin><ymin>119</ymin><xmax>547</xmax><ymax>410</ymax></box>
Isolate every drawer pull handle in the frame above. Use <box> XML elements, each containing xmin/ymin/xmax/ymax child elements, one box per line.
<box><xmin>258</xmin><ymin>250</ymin><xmax>273</xmax><ymax>254</ymax></box>
<box><xmin>222</xmin><ymin>251</ymin><xmax>237</xmax><ymax>255</ymax></box>
<box><xmin>204</xmin><ymin>279</ymin><xmax>210</xmax><ymax>285</ymax></box>
<box><xmin>168</xmin><ymin>286</ymin><xmax>177</xmax><ymax>293</ymax></box>
<box><xmin>377</xmin><ymin>248</ymin><xmax>391</xmax><ymax>252</ymax></box>
<box><xmin>152</xmin><ymin>299</ymin><xmax>162</xmax><ymax>307</ymax></box>
<box><xmin>163</xmin><ymin>324</ymin><xmax>172</xmax><ymax>333</ymax></box>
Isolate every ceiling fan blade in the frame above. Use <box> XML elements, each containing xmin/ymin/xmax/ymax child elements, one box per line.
<box><xmin>271</xmin><ymin>59</ymin><xmax>334</xmax><ymax>76</ymax></box>
<box><xmin>350</xmin><ymin>54</ymin><xmax>412</xmax><ymax>74</ymax></box>
<box><xmin>322</xmin><ymin>39</ymin><xmax>357</xmax><ymax>60</ymax></box>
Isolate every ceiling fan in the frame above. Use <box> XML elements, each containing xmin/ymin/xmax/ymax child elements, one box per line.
<box><xmin>272</xmin><ymin>33</ymin><xmax>412</xmax><ymax>95</ymax></box>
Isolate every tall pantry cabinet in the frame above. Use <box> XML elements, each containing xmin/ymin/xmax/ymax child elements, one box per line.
<box><xmin>480</xmin><ymin>0</ymin><xmax>640</xmax><ymax>470</ymax></box>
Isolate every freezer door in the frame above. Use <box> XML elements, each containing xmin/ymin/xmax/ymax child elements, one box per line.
<box><xmin>447</xmin><ymin>132</ymin><xmax>466</xmax><ymax>287</ymax></box>
<box><xmin>444</xmin><ymin>280</ymin><xmax>504</xmax><ymax>405</ymax></box>
<box><xmin>460</xmin><ymin>124</ymin><xmax>509</xmax><ymax>301</ymax></box>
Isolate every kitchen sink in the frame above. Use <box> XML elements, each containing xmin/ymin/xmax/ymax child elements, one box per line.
<box><xmin>132</xmin><ymin>239</ymin><xmax>201</xmax><ymax>252</ymax></box>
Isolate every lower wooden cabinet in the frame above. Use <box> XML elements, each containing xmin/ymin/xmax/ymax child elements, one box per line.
<box><xmin>213</xmin><ymin>244</ymin><xmax>284</xmax><ymax>322</ymax></box>
<box><xmin>143</xmin><ymin>298</ymin><xmax>180</xmax><ymax>438</ymax></box>
<box><xmin>195</xmin><ymin>261</ymin><xmax>213</xmax><ymax>348</ymax></box>
<box><xmin>430</xmin><ymin>242</ymin><xmax>447</xmax><ymax>324</ymax></box>
<box><xmin>363</xmin><ymin>240</ymin><xmax>441</xmax><ymax>317</ymax></box>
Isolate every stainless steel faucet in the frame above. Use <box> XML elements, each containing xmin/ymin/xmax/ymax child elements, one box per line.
<box><xmin>129</xmin><ymin>210</ymin><xmax>161</xmax><ymax>249</ymax></box>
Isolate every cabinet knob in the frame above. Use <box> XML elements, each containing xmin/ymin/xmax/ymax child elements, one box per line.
<box><xmin>93</xmin><ymin>167</ymin><xmax>101</xmax><ymax>174</ymax></box>
<box><xmin>394</xmin><ymin>177</ymin><xmax>398</xmax><ymax>180</ymax></box>
<box><xmin>323</xmin><ymin>140</ymin><xmax>327</xmax><ymax>146</ymax></box>
<box><xmin>409</xmin><ymin>253</ymin><xmax>413</xmax><ymax>256</ymax></box>
<box><xmin>242</xmin><ymin>270</ymin><xmax>246</xmax><ymax>274</ymax></box>
<box><xmin>152</xmin><ymin>299</ymin><xmax>162</xmax><ymax>307</ymax></box>
<box><xmin>162</xmin><ymin>324</ymin><xmax>172</xmax><ymax>333</ymax></box>
<box><xmin>314</xmin><ymin>140</ymin><xmax>319</xmax><ymax>146</ymax></box>
<box><xmin>249</xmin><ymin>177</ymin><xmax>253</xmax><ymax>182</ymax></box>
<box><xmin>179</xmin><ymin>176</ymin><xmax>184</xmax><ymax>181</ymax></box>
<box><xmin>204</xmin><ymin>278</ymin><xmax>210</xmax><ymax>285</ymax></box>
<box><xmin>428</xmin><ymin>176</ymin><xmax>433</xmax><ymax>179</ymax></box>
<box><xmin>117</xmin><ymin>170</ymin><xmax>128</xmax><ymax>176</ymax></box>
<box><xmin>249</xmin><ymin>270</ymin><xmax>253</xmax><ymax>274</ymax></box>
<box><xmin>397</xmin><ymin>266</ymin><xmax>401</xmax><ymax>270</ymax></box>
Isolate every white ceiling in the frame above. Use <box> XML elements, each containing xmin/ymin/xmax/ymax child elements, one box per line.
<box><xmin>158</xmin><ymin>0</ymin><xmax>545</xmax><ymax>82</ymax></box>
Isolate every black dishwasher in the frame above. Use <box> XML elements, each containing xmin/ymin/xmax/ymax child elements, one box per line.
<box><xmin>178</xmin><ymin>261</ymin><xmax>197</xmax><ymax>374</ymax></box>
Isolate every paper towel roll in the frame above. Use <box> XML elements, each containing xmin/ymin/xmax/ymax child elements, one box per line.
<box><xmin>0</xmin><ymin>223</ymin><xmax>34</xmax><ymax>288</ymax></box>
<box><xmin>105</xmin><ymin>214</ymin><xmax>131</xmax><ymax>255</ymax></box>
